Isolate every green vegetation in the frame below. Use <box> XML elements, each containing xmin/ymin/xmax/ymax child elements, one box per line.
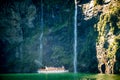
<box><xmin>0</xmin><ymin>0</ymin><xmax>120</xmax><ymax>74</ymax></box>
<box><xmin>96</xmin><ymin>0</ymin><xmax>120</xmax><ymax>73</ymax></box>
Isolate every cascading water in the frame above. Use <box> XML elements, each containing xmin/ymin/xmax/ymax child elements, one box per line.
<box><xmin>73</xmin><ymin>0</ymin><xmax>77</xmax><ymax>73</ymax></box>
<box><xmin>39</xmin><ymin>0</ymin><xmax>43</xmax><ymax>66</ymax></box>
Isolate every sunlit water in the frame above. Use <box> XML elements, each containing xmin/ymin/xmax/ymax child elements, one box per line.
<box><xmin>0</xmin><ymin>73</ymin><xmax>120</xmax><ymax>80</ymax></box>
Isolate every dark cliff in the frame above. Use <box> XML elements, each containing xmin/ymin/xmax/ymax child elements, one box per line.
<box><xmin>0</xmin><ymin>0</ymin><xmax>119</xmax><ymax>74</ymax></box>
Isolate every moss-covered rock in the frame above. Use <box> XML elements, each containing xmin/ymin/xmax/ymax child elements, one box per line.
<box><xmin>0</xmin><ymin>0</ymin><xmax>119</xmax><ymax>74</ymax></box>
<box><xmin>96</xmin><ymin>0</ymin><xmax>120</xmax><ymax>74</ymax></box>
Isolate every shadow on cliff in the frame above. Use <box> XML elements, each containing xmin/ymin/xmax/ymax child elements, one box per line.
<box><xmin>114</xmin><ymin>41</ymin><xmax>120</xmax><ymax>74</ymax></box>
<box><xmin>76</xmin><ymin>4</ymin><xmax>99</xmax><ymax>73</ymax></box>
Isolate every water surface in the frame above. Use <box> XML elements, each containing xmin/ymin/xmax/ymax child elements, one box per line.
<box><xmin>0</xmin><ymin>73</ymin><xmax>120</xmax><ymax>80</ymax></box>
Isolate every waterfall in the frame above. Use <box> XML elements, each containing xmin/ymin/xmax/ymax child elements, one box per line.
<box><xmin>39</xmin><ymin>0</ymin><xmax>43</xmax><ymax>66</ymax></box>
<box><xmin>73</xmin><ymin>0</ymin><xmax>77</xmax><ymax>73</ymax></box>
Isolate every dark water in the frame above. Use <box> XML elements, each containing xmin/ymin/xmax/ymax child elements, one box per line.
<box><xmin>0</xmin><ymin>73</ymin><xmax>120</xmax><ymax>80</ymax></box>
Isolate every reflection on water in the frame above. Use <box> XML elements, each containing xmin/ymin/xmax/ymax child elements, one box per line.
<box><xmin>95</xmin><ymin>74</ymin><xmax>120</xmax><ymax>80</ymax></box>
<box><xmin>0</xmin><ymin>73</ymin><xmax>120</xmax><ymax>80</ymax></box>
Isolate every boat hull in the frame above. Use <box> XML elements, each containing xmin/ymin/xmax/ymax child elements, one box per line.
<box><xmin>37</xmin><ymin>70</ymin><xmax>69</xmax><ymax>73</ymax></box>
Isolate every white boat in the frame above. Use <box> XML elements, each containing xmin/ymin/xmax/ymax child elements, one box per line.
<box><xmin>37</xmin><ymin>66</ymin><xmax>69</xmax><ymax>73</ymax></box>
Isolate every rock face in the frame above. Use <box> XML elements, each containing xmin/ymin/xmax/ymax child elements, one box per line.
<box><xmin>0</xmin><ymin>0</ymin><xmax>39</xmax><ymax>73</ymax></box>
<box><xmin>94</xmin><ymin>0</ymin><xmax>120</xmax><ymax>74</ymax></box>
<box><xmin>81</xmin><ymin>0</ymin><xmax>120</xmax><ymax>74</ymax></box>
<box><xmin>0</xmin><ymin>0</ymin><xmax>120</xmax><ymax>74</ymax></box>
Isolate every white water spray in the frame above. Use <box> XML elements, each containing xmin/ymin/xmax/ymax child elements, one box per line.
<box><xmin>39</xmin><ymin>0</ymin><xmax>43</xmax><ymax>65</ymax></box>
<box><xmin>73</xmin><ymin>0</ymin><xmax>77</xmax><ymax>73</ymax></box>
